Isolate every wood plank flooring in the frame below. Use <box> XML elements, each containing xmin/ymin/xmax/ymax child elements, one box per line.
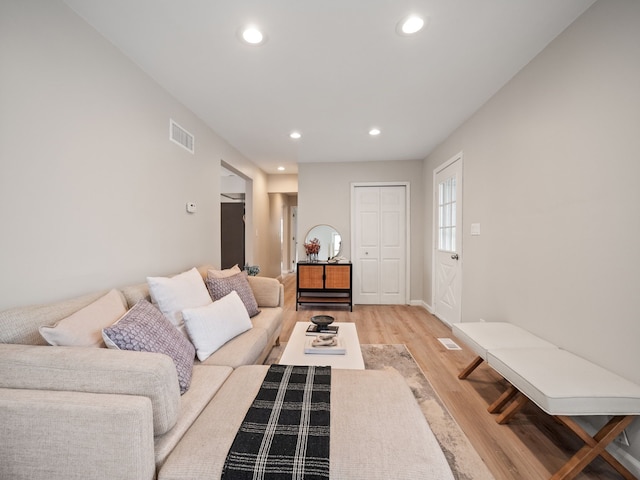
<box><xmin>279</xmin><ymin>273</ymin><xmax>623</xmax><ymax>480</ymax></box>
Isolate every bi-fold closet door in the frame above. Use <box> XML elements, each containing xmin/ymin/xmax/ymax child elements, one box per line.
<box><xmin>352</xmin><ymin>184</ymin><xmax>407</xmax><ymax>305</ymax></box>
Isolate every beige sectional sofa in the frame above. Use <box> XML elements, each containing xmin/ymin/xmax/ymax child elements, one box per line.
<box><xmin>0</xmin><ymin>265</ymin><xmax>454</xmax><ymax>480</ymax></box>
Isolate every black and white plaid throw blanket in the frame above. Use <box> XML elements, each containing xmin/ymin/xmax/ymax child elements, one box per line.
<box><xmin>221</xmin><ymin>365</ymin><xmax>331</xmax><ymax>480</ymax></box>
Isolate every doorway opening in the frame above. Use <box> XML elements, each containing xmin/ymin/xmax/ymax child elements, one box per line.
<box><xmin>220</xmin><ymin>165</ymin><xmax>246</xmax><ymax>269</ymax></box>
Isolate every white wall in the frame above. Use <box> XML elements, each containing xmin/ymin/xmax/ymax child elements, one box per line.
<box><xmin>0</xmin><ymin>0</ymin><xmax>262</xmax><ymax>309</ymax></box>
<box><xmin>298</xmin><ymin>160</ymin><xmax>424</xmax><ymax>301</ymax></box>
<box><xmin>423</xmin><ymin>0</ymin><xmax>640</xmax><ymax>462</ymax></box>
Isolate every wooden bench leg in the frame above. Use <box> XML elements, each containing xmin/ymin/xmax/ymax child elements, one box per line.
<box><xmin>496</xmin><ymin>392</ymin><xmax>529</xmax><ymax>424</ymax></box>
<box><xmin>487</xmin><ymin>384</ymin><xmax>519</xmax><ymax>413</ymax></box>
<box><xmin>458</xmin><ymin>355</ymin><xmax>484</xmax><ymax>379</ymax></box>
<box><xmin>551</xmin><ymin>415</ymin><xmax>636</xmax><ymax>480</ymax></box>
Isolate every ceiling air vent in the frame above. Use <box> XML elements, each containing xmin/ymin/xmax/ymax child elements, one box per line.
<box><xmin>170</xmin><ymin>119</ymin><xmax>195</xmax><ymax>154</ymax></box>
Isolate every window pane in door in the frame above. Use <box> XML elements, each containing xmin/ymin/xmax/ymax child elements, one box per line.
<box><xmin>451</xmin><ymin>227</ymin><xmax>456</xmax><ymax>253</ymax></box>
<box><xmin>438</xmin><ymin>176</ymin><xmax>457</xmax><ymax>252</ymax></box>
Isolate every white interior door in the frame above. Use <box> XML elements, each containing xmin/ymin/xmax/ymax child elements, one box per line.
<box><xmin>353</xmin><ymin>185</ymin><xmax>407</xmax><ymax>305</ymax></box>
<box><xmin>434</xmin><ymin>156</ymin><xmax>462</xmax><ymax>325</ymax></box>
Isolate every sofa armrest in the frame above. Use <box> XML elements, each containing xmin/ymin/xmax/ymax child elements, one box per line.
<box><xmin>0</xmin><ymin>388</ymin><xmax>155</xmax><ymax>480</ymax></box>
<box><xmin>247</xmin><ymin>276</ymin><xmax>284</xmax><ymax>308</ymax></box>
<box><xmin>0</xmin><ymin>344</ymin><xmax>181</xmax><ymax>435</ymax></box>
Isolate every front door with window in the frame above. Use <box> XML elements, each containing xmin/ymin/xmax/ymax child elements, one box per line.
<box><xmin>434</xmin><ymin>155</ymin><xmax>462</xmax><ymax>325</ymax></box>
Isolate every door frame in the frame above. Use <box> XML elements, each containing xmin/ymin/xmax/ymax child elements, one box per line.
<box><xmin>350</xmin><ymin>182</ymin><xmax>411</xmax><ymax>305</ymax></box>
<box><xmin>431</xmin><ymin>152</ymin><xmax>463</xmax><ymax>324</ymax></box>
<box><xmin>290</xmin><ymin>206</ymin><xmax>298</xmax><ymax>272</ymax></box>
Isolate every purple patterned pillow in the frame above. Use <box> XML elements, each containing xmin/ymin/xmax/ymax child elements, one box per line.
<box><xmin>102</xmin><ymin>299</ymin><xmax>195</xmax><ymax>394</ymax></box>
<box><xmin>205</xmin><ymin>271</ymin><xmax>260</xmax><ymax>317</ymax></box>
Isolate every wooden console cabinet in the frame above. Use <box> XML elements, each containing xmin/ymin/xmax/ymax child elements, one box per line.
<box><xmin>296</xmin><ymin>262</ymin><xmax>352</xmax><ymax>311</ymax></box>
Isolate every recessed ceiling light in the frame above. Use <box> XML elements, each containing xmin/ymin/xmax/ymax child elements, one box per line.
<box><xmin>277</xmin><ymin>166</ymin><xmax>285</xmax><ymax>171</ymax></box>
<box><xmin>369</xmin><ymin>128</ymin><xmax>381</xmax><ymax>136</ymax></box>
<box><xmin>397</xmin><ymin>15</ymin><xmax>425</xmax><ymax>36</ymax></box>
<box><xmin>240</xmin><ymin>26</ymin><xmax>266</xmax><ymax>45</ymax></box>
<box><xmin>289</xmin><ymin>131</ymin><xmax>302</xmax><ymax>139</ymax></box>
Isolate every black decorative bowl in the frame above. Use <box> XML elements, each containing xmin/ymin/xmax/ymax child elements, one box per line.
<box><xmin>310</xmin><ymin>315</ymin><xmax>335</xmax><ymax>328</ymax></box>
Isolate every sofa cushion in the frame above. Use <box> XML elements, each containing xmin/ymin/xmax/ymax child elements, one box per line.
<box><xmin>0</xmin><ymin>343</ymin><xmax>180</xmax><ymax>435</ymax></box>
<box><xmin>182</xmin><ymin>291</ymin><xmax>253</xmax><ymax>362</ymax></box>
<box><xmin>38</xmin><ymin>289</ymin><xmax>127</xmax><ymax>348</ymax></box>
<box><xmin>250</xmin><ymin>307</ymin><xmax>282</xmax><ymax>341</ymax></box>
<box><xmin>147</xmin><ymin>267</ymin><xmax>212</xmax><ymax>335</ymax></box>
<box><xmin>121</xmin><ymin>282</ymin><xmax>150</xmax><ymax>309</ymax></box>
<box><xmin>154</xmin><ymin>364</ymin><xmax>233</xmax><ymax>469</ymax></box>
<box><xmin>205</xmin><ymin>271</ymin><xmax>259</xmax><ymax>317</ymax></box>
<box><xmin>102</xmin><ymin>300</ymin><xmax>195</xmax><ymax>395</ymax></box>
<box><xmin>200</xmin><ymin>327</ymin><xmax>269</xmax><ymax>368</ymax></box>
<box><xmin>157</xmin><ymin>365</ymin><xmax>271</xmax><ymax>480</ymax></box>
<box><xmin>247</xmin><ymin>276</ymin><xmax>282</xmax><ymax>308</ymax></box>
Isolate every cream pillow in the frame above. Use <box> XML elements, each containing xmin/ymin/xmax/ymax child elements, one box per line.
<box><xmin>39</xmin><ymin>289</ymin><xmax>127</xmax><ymax>347</ymax></box>
<box><xmin>182</xmin><ymin>291</ymin><xmax>253</xmax><ymax>362</ymax></box>
<box><xmin>207</xmin><ymin>264</ymin><xmax>242</xmax><ymax>279</ymax></box>
<box><xmin>147</xmin><ymin>267</ymin><xmax>212</xmax><ymax>336</ymax></box>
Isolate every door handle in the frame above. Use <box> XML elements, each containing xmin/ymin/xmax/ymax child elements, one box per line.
<box><xmin>451</xmin><ymin>253</ymin><xmax>459</xmax><ymax>260</ymax></box>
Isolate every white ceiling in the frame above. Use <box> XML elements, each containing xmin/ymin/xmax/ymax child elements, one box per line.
<box><xmin>64</xmin><ymin>0</ymin><xmax>595</xmax><ymax>174</ymax></box>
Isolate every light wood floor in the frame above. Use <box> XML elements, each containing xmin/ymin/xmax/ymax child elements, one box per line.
<box><xmin>279</xmin><ymin>273</ymin><xmax>623</xmax><ymax>480</ymax></box>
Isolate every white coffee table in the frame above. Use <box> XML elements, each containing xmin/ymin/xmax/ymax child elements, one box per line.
<box><xmin>279</xmin><ymin>322</ymin><xmax>365</xmax><ymax>370</ymax></box>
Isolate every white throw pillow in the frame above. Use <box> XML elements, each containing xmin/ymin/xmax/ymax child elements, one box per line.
<box><xmin>147</xmin><ymin>267</ymin><xmax>212</xmax><ymax>335</ymax></box>
<box><xmin>182</xmin><ymin>291</ymin><xmax>253</xmax><ymax>362</ymax></box>
<box><xmin>39</xmin><ymin>289</ymin><xmax>127</xmax><ymax>347</ymax></box>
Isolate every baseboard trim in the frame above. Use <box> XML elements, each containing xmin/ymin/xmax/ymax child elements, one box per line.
<box><xmin>573</xmin><ymin>417</ymin><xmax>640</xmax><ymax>476</ymax></box>
<box><xmin>610</xmin><ymin>445</ymin><xmax>640</xmax><ymax>477</ymax></box>
<box><xmin>410</xmin><ymin>300</ymin><xmax>434</xmax><ymax>314</ymax></box>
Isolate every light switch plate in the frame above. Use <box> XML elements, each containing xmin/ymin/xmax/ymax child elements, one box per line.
<box><xmin>471</xmin><ymin>223</ymin><xmax>481</xmax><ymax>236</ymax></box>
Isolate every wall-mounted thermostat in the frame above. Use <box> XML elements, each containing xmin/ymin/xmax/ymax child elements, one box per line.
<box><xmin>186</xmin><ymin>202</ymin><xmax>197</xmax><ymax>214</ymax></box>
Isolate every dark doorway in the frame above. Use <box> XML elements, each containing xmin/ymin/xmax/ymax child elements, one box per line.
<box><xmin>221</xmin><ymin>202</ymin><xmax>245</xmax><ymax>269</ymax></box>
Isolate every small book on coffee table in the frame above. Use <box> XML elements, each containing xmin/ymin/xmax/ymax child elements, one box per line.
<box><xmin>306</xmin><ymin>324</ymin><xmax>339</xmax><ymax>335</ymax></box>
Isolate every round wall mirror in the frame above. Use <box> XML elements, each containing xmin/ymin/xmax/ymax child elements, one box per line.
<box><xmin>304</xmin><ymin>224</ymin><xmax>341</xmax><ymax>261</ymax></box>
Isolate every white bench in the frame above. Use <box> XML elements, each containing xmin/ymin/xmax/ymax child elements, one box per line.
<box><xmin>452</xmin><ymin>322</ymin><xmax>556</xmax><ymax>379</ymax></box>
<box><xmin>488</xmin><ymin>348</ymin><xmax>640</xmax><ymax>480</ymax></box>
<box><xmin>452</xmin><ymin>322</ymin><xmax>640</xmax><ymax>480</ymax></box>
